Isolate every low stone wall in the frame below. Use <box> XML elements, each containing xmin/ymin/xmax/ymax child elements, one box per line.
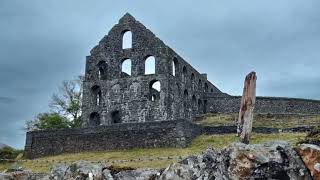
<box><xmin>24</xmin><ymin>114</ymin><xmax>317</xmax><ymax>159</ymax></box>
<box><xmin>24</xmin><ymin>120</ymin><xmax>201</xmax><ymax>159</ymax></box>
<box><xmin>202</xmin><ymin>126</ymin><xmax>313</xmax><ymax>135</ymax></box>
<box><xmin>208</xmin><ymin>96</ymin><xmax>320</xmax><ymax>114</ymax></box>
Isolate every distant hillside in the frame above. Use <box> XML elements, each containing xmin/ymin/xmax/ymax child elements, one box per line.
<box><xmin>0</xmin><ymin>142</ymin><xmax>9</xmax><ymax>149</ymax></box>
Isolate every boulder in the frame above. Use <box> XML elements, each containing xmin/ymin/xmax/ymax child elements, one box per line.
<box><xmin>296</xmin><ymin>144</ymin><xmax>320</xmax><ymax>180</ymax></box>
<box><xmin>227</xmin><ymin>141</ymin><xmax>311</xmax><ymax>180</ymax></box>
<box><xmin>0</xmin><ymin>171</ymin><xmax>49</xmax><ymax>180</ymax></box>
<box><xmin>102</xmin><ymin>169</ymin><xmax>114</xmax><ymax>180</ymax></box>
<box><xmin>50</xmin><ymin>161</ymin><xmax>106</xmax><ymax>180</ymax></box>
<box><xmin>159</xmin><ymin>148</ymin><xmax>228</xmax><ymax>179</ymax></box>
<box><xmin>159</xmin><ymin>141</ymin><xmax>312</xmax><ymax>180</ymax></box>
<box><xmin>114</xmin><ymin>168</ymin><xmax>159</xmax><ymax>180</ymax></box>
<box><xmin>50</xmin><ymin>163</ymin><xmax>68</xmax><ymax>180</ymax></box>
<box><xmin>0</xmin><ymin>173</ymin><xmax>12</xmax><ymax>180</ymax></box>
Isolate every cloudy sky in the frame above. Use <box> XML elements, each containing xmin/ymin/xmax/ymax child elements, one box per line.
<box><xmin>1</xmin><ymin>0</ymin><xmax>320</xmax><ymax>148</ymax></box>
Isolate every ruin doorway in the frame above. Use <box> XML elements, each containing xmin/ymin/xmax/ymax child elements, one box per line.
<box><xmin>204</xmin><ymin>100</ymin><xmax>208</xmax><ymax>114</ymax></box>
<box><xmin>89</xmin><ymin>112</ymin><xmax>100</xmax><ymax>126</ymax></box>
<box><xmin>111</xmin><ymin>110</ymin><xmax>121</xmax><ymax>124</ymax></box>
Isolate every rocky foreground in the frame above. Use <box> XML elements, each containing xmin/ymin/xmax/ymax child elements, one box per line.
<box><xmin>1</xmin><ymin>141</ymin><xmax>319</xmax><ymax>180</ymax></box>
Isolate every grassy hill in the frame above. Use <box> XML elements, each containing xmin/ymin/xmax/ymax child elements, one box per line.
<box><xmin>0</xmin><ymin>143</ymin><xmax>9</xmax><ymax>149</ymax></box>
<box><xmin>195</xmin><ymin>113</ymin><xmax>320</xmax><ymax>128</ymax></box>
<box><xmin>1</xmin><ymin>113</ymin><xmax>317</xmax><ymax>173</ymax></box>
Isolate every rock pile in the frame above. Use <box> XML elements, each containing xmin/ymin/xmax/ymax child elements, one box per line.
<box><xmin>159</xmin><ymin>141</ymin><xmax>311</xmax><ymax>180</ymax></box>
<box><xmin>1</xmin><ymin>141</ymin><xmax>319</xmax><ymax>179</ymax></box>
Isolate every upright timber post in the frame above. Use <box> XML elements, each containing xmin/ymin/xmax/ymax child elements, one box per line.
<box><xmin>237</xmin><ymin>71</ymin><xmax>257</xmax><ymax>144</ymax></box>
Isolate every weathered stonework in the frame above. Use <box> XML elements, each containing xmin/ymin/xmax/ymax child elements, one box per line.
<box><xmin>24</xmin><ymin>120</ymin><xmax>201</xmax><ymax>159</ymax></box>
<box><xmin>24</xmin><ymin>13</ymin><xmax>320</xmax><ymax>158</ymax></box>
<box><xmin>81</xmin><ymin>13</ymin><xmax>320</xmax><ymax>126</ymax></box>
<box><xmin>208</xmin><ymin>96</ymin><xmax>320</xmax><ymax>114</ymax></box>
<box><xmin>81</xmin><ymin>13</ymin><xmax>222</xmax><ymax>127</ymax></box>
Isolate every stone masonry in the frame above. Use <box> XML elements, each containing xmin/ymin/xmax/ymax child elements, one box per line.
<box><xmin>81</xmin><ymin>13</ymin><xmax>222</xmax><ymax>127</ymax></box>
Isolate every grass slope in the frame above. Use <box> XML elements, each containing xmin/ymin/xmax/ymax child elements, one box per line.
<box><xmin>0</xmin><ymin>132</ymin><xmax>305</xmax><ymax>173</ymax></box>
<box><xmin>195</xmin><ymin>113</ymin><xmax>320</xmax><ymax>128</ymax></box>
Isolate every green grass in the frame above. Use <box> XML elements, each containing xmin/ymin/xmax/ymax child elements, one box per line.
<box><xmin>0</xmin><ymin>132</ymin><xmax>305</xmax><ymax>173</ymax></box>
<box><xmin>195</xmin><ymin>113</ymin><xmax>320</xmax><ymax>128</ymax></box>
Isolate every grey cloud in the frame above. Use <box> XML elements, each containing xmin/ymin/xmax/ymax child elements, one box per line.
<box><xmin>0</xmin><ymin>97</ymin><xmax>15</xmax><ymax>103</ymax></box>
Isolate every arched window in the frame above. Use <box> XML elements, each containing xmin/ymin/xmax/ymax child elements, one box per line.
<box><xmin>122</xmin><ymin>30</ymin><xmax>132</xmax><ymax>49</ymax></box>
<box><xmin>176</xmin><ymin>83</ymin><xmax>181</xmax><ymax>96</ymax></box>
<box><xmin>150</xmin><ymin>80</ymin><xmax>161</xmax><ymax>101</ymax></box>
<box><xmin>192</xmin><ymin>95</ymin><xmax>196</xmax><ymax>107</ymax></box>
<box><xmin>89</xmin><ymin>112</ymin><xmax>100</xmax><ymax>126</ymax></box>
<box><xmin>205</xmin><ymin>83</ymin><xmax>209</xmax><ymax>92</ymax></box>
<box><xmin>91</xmin><ymin>85</ymin><xmax>102</xmax><ymax>106</ymax></box>
<box><xmin>198</xmin><ymin>79</ymin><xmax>202</xmax><ymax>89</ymax></box>
<box><xmin>111</xmin><ymin>110</ymin><xmax>121</xmax><ymax>124</ymax></box>
<box><xmin>151</xmin><ymin>95</ymin><xmax>156</xmax><ymax>101</ymax></box>
<box><xmin>191</xmin><ymin>73</ymin><xmax>195</xmax><ymax>82</ymax></box>
<box><xmin>172</xmin><ymin>57</ymin><xmax>178</xmax><ymax>76</ymax></box>
<box><xmin>121</xmin><ymin>59</ymin><xmax>131</xmax><ymax>77</ymax></box>
<box><xmin>183</xmin><ymin>89</ymin><xmax>190</xmax><ymax>118</ymax></box>
<box><xmin>211</xmin><ymin>88</ymin><xmax>214</xmax><ymax>93</ymax></box>
<box><xmin>145</xmin><ymin>56</ymin><xmax>155</xmax><ymax>75</ymax></box>
<box><xmin>97</xmin><ymin>61</ymin><xmax>107</xmax><ymax>80</ymax></box>
<box><xmin>198</xmin><ymin>99</ymin><xmax>202</xmax><ymax>113</ymax></box>
<box><xmin>184</xmin><ymin>89</ymin><xmax>189</xmax><ymax>99</ymax></box>
<box><xmin>204</xmin><ymin>100</ymin><xmax>208</xmax><ymax>114</ymax></box>
<box><xmin>182</xmin><ymin>66</ymin><xmax>187</xmax><ymax>82</ymax></box>
<box><xmin>98</xmin><ymin>68</ymin><xmax>103</xmax><ymax>80</ymax></box>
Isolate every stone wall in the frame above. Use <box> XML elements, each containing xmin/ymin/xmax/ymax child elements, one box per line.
<box><xmin>208</xmin><ymin>96</ymin><xmax>320</xmax><ymax>114</ymax></box>
<box><xmin>24</xmin><ymin>120</ymin><xmax>201</xmax><ymax>159</ymax></box>
<box><xmin>202</xmin><ymin>126</ymin><xmax>313</xmax><ymax>135</ymax></box>
<box><xmin>81</xmin><ymin>13</ymin><xmax>224</xmax><ymax>127</ymax></box>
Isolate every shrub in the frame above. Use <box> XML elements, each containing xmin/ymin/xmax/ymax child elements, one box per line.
<box><xmin>299</xmin><ymin>126</ymin><xmax>320</xmax><ymax>145</ymax></box>
<box><xmin>0</xmin><ymin>147</ymin><xmax>23</xmax><ymax>160</ymax></box>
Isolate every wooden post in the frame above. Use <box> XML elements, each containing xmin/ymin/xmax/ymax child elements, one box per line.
<box><xmin>237</xmin><ymin>71</ymin><xmax>257</xmax><ymax>144</ymax></box>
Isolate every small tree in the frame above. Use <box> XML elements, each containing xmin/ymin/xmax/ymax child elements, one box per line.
<box><xmin>0</xmin><ymin>147</ymin><xmax>23</xmax><ymax>159</ymax></box>
<box><xmin>49</xmin><ymin>76</ymin><xmax>83</xmax><ymax>128</ymax></box>
<box><xmin>26</xmin><ymin>76</ymin><xmax>83</xmax><ymax>131</ymax></box>
<box><xmin>26</xmin><ymin>113</ymin><xmax>70</xmax><ymax>131</ymax></box>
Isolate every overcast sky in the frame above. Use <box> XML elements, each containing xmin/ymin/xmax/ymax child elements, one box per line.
<box><xmin>1</xmin><ymin>0</ymin><xmax>320</xmax><ymax>148</ymax></box>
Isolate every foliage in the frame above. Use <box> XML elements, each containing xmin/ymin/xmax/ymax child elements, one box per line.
<box><xmin>26</xmin><ymin>113</ymin><xmax>71</xmax><ymax>131</ymax></box>
<box><xmin>107</xmin><ymin>165</ymin><xmax>135</xmax><ymax>175</ymax></box>
<box><xmin>300</xmin><ymin>126</ymin><xmax>320</xmax><ymax>145</ymax></box>
<box><xmin>0</xmin><ymin>147</ymin><xmax>23</xmax><ymax>160</ymax></box>
<box><xmin>49</xmin><ymin>76</ymin><xmax>83</xmax><ymax>128</ymax></box>
<box><xmin>26</xmin><ymin>76</ymin><xmax>83</xmax><ymax>131</ymax></box>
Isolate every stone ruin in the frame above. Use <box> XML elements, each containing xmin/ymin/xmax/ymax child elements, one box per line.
<box><xmin>81</xmin><ymin>13</ymin><xmax>320</xmax><ymax>127</ymax></box>
<box><xmin>24</xmin><ymin>13</ymin><xmax>320</xmax><ymax>158</ymax></box>
<box><xmin>80</xmin><ymin>13</ymin><xmax>222</xmax><ymax>127</ymax></box>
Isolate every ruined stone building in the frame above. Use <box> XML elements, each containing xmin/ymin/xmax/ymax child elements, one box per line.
<box><xmin>81</xmin><ymin>13</ymin><xmax>223</xmax><ymax>127</ymax></box>
<box><xmin>81</xmin><ymin>13</ymin><xmax>320</xmax><ymax>127</ymax></box>
<box><xmin>25</xmin><ymin>13</ymin><xmax>320</xmax><ymax>158</ymax></box>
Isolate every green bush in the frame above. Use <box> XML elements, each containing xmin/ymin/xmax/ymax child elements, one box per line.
<box><xmin>305</xmin><ymin>126</ymin><xmax>320</xmax><ymax>143</ymax></box>
<box><xmin>0</xmin><ymin>147</ymin><xmax>23</xmax><ymax>160</ymax></box>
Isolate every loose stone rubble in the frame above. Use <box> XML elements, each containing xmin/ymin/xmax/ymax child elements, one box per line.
<box><xmin>2</xmin><ymin>141</ymin><xmax>318</xmax><ymax>180</ymax></box>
